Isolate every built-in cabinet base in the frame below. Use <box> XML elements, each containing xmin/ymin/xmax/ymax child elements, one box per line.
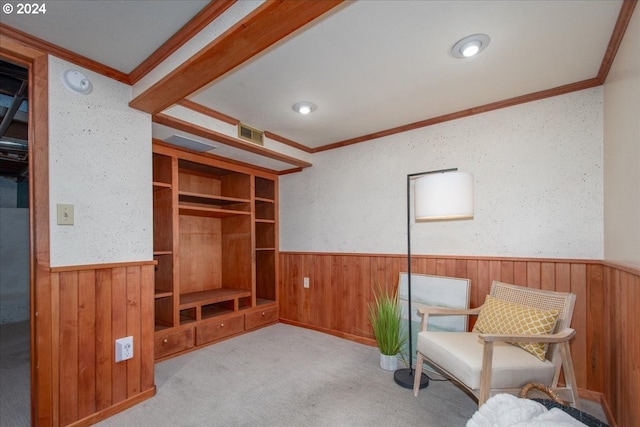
<box><xmin>155</xmin><ymin>305</ymin><xmax>278</xmax><ymax>361</ymax></box>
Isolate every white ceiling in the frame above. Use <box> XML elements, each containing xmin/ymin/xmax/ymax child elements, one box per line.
<box><xmin>2</xmin><ymin>0</ymin><xmax>625</xmax><ymax>160</ymax></box>
<box><xmin>2</xmin><ymin>0</ymin><xmax>210</xmax><ymax>74</ymax></box>
<box><xmin>189</xmin><ymin>0</ymin><xmax>621</xmax><ymax>148</ymax></box>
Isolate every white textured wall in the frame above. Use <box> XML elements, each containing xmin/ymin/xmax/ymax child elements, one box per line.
<box><xmin>604</xmin><ymin>8</ymin><xmax>640</xmax><ymax>269</ymax></box>
<box><xmin>49</xmin><ymin>57</ymin><xmax>152</xmax><ymax>267</ymax></box>
<box><xmin>280</xmin><ymin>88</ymin><xmax>604</xmax><ymax>259</ymax></box>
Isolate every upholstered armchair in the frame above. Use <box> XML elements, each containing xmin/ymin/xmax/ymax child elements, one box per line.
<box><xmin>413</xmin><ymin>280</ymin><xmax>579</xmax><ymax>408</ymax></box>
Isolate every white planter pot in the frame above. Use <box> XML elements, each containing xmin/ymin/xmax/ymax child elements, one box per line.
<box><xmin>379</xmin><ymin>353</ymin><xmax>398</xmax><ymax>371</ymax></box>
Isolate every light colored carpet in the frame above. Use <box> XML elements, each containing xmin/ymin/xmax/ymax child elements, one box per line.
<box><xmin>96</xmin><ymin>323</ymin><xmax>478</xmax><ymax>427</ymax></box>
<box><xmin>0</xmin><ymin>322</ymin><xmax>609</xmax><ymax>426</ymax></box>
<box><xmin>0</xmin><ymin>320</ymin><xmax>31</xmax><ymax>427</ymax></box>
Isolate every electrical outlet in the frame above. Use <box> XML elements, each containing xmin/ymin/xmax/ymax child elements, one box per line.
<box><xmin>115</xmin><ymin>336</ymin><xmax>133</xmax><ymax>362</ymax></box>
<box><xmin>303</xmin><ymin>277</ymin><xmax>310</xmax><ymax>288</ymax></box>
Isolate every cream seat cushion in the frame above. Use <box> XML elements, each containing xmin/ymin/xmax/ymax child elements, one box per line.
<box><xmin>417</xmin><ymin>331</ymin><xmax>555</xmax><ymax>390</ymax></box>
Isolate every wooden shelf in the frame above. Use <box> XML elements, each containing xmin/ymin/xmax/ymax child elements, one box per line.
<box><xmin>153</xmin><ymin>181</ymin><xmax>172</xmax><ymax>190</ymax></box>
<box><xmin>256</xmin><ymin>247</ymin><xmax>275</xmax><ymax>251</ymax></box>
<box><xmin>255</xmin><ymin>197</ymin><xmax>274</xmax><ymax>203</ymax></box>
<box><xmin>255</xmin><ymin>219</ymin><xmax>275</xmax><ymax>224</ymax></box>
<box><xmin>155</xmin><ymin>290</ymin><xmax>172</xmax><ymax>299</ymax></box>
<box><xmin>179</xmin><ymin>288</ymin><xmax>252</xmax><ymax>309</ymax></box>
<box><xmin>154</xmin><ymin>321</ymin><xmax>173</xmax><ymax>332</ymax></box>
<box><xmin>201</xmin><ymin>305</ymin><xmax>234</xmax><ymax>319</ymax></box>
<box><xmin>179</xmin><ymin>191</ymin><xmax>250</xmax><ymax>206</ymax></box>
<box><xmin>179</xmin><ymin>205</ymin><xmax>251</xmax><ymax>218</ymax></box>
<box><xmin>153</xmin><ymin>251</ymin><xmax>172</xmax><ymax>256</ymax></box>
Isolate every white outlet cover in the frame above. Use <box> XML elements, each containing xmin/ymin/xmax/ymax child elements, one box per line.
<box><xmin>115</xmin><ymin>336</ymin><xmax>134</xmax><ymax>363</ymax></box>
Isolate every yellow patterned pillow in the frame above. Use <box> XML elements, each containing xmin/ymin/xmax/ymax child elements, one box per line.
<box><xmin>473</xmin><ymin>295</ymin><xmax>559</xmax><ymax>361</ymax></box>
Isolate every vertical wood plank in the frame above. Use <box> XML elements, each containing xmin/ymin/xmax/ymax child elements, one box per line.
<box><xmin>476</xmin><ymin>260</ymin><xmax>491</xmax><ymax>305</ymax></box>
<box><xmin>466</xmin><ymin>260</ymin><xmax>478</xmax><ymax>306</ymax></box>
<box><xmin>555</xmin><ymin>263</ymin><xmax>571</xmax><ymax>293</ymax></box>
<box><xmin>500</xmin><ymin>261</ymin><xmax>514</xmax><ymax>283</ymax></box>
<box><xmin>445</xmin><ymin>259</ymin><xmax>457</xmax><ymax>276</ymax></box>
<box><xmin>613</xmin><ymin>271</ymin><xmax>623</xmax><ymax>420</ymax></box>
<box><xmin>281</xmin><ymin>254</ymin><xmax>295</xmax><ymax>322</ymax></box>
<box><xmin>354</xmin><ymin>256</ymin><xmax>371</xmax><ymax>338</ymax></box>
<box><xmin>466</xmin><ymin>259</ymin><xmax>478</xmax><ymax>330</ymax></box>
<box><xmin>302</xmin><ymin>254</ymin><xmax>313</xmax><ymax>325</ymax></box>
<box><xmin>292</xmin><ymin>254</ymin><xmax>302</xmax><ymax>323</ymax></box>
<box><xmin>570</xmin><ymin>264</ymin><xmax>587</xmax><ymax>387</ymax></box>
<box><xmin>603</xmin><ymin>266</ymin><xmax>616</xmax><ymax>414</ymax></box>
<box><xmin>318</xmin><ymin>254</ymin><xmax>333</xmax><ymax>329</ymax></box>
<box><xmin>513</xmin><ymin>261</ymin><xmax>527</xmax><ymax>286</ymax></box>
<box><xmin>58</xmin><ymin>271</ymin><xmax>79</xmax><ymax>425</ymax></box>
<box><xmin>625</xmin><ymin>272</ymin><xmax>639</xmax><ymax>427</ymax></box>
<box><xmin>278</xmin><ymin>254</ymin><xmax>288</xmax><ymax>320</ymax></box>
<box><xmin>49</xmin><ymin>271</ymin><xmax>59</xmax><ymax>427</ymax></box>
<box><xmin>526</xmin><ymin>262</ymin><xmax>541</xmax><ymax>289</ymax></box>
<box><xmin>390</xmin><ymin>256</ymin><xmax>403</xmax><ymax>287</ymax></box>
<box><xmin>95</xmin><ymin>269</ymin><xmax>112</xmax><ymax>410</ymax></box>
<box><xmin>415</xmin><ymin>257</ymin><xmax>428</xmax><ymax>275</ymax></box>
<box><xmin>346</xmin><ymin>256</ymin><xmax>358</xmax><ymax>337</ymax></box>
<box><xmin>541</xmin><ymin>262</ymin><xmax>556</xmax><ymax>291</ymax></box>
<box><xmin>425</xmin><ymin>258</ymin><xmax>437</xmax><ymax>275</ymax></box>
<box><xmin>111</xmin><ymin>267</ymin><xmax>128</xmax><ymax>404</ymax></box>
<box><xmin>585</xmin><ymin>264</ymin><xmax>604</xmax><ymax>392</ymax></box>
<box><xmin>619</xmin><ymin>271</ymin><xmax>631</xmax><ymax>425</ymax></box>
<box><xmin>77</xmin><ymin>270</ymin><xmax>96</xmax><ymax>419</ymax></box>
<box><xmin>140</xmin><ymin>265</ymin><xmax>155</xmax><ymax>392</ymax></box>
<box><xmin>489</xmin><ymin>260</ymin><xmax>501</xmax><ymax>284</ymax></box>
<box><xmin>455</xmin><ymin>259</ymin><xmax>467</xmax><ymax>279</ymax></box>
<box><xmin>330</xmin><ymin>256</ymin><xmax>343</xmax><ymax>332</ymax></box>
<box><xmin>126</xmin><ymin>267</ymin><xmax>142</xmax><ymax>398</ymax></box>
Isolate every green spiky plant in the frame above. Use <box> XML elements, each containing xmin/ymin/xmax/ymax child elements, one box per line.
<box><xmin>368</xmin><ymin>283</ymin><xmax>407</xmax><ymax>356</ymax></box>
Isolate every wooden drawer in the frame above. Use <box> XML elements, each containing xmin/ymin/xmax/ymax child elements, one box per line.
<box><xmin>197</xmin><ymin>315</ymin><xmax>244</xmax><ymax>345</ymax></box>
<box><xmin>155</xmin><ymin>327</ymin><xmax>194</xmax><ymax>360</ymax></box>
<box><xmin>245</xmin><ymin>306</ymin><xmax>278</xmax><ymax>330</ymax></box>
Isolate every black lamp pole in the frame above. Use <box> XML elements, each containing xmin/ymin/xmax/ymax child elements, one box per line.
<box><xmin>393</xmin><ymin>168</ymin><xmax>457</xmax><ymax>389</ymax></box>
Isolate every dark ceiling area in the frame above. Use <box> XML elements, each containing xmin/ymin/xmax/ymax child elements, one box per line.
<box><xmin>0</xmin><ymin>59</ymin><xmax>29</xmax><ymax>180</ymax></box>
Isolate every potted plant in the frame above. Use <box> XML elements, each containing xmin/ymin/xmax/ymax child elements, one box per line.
<box><xmin>368</xmin><ymin>283</ymin><xmax>407</xmax><ymax>371</ymax></box>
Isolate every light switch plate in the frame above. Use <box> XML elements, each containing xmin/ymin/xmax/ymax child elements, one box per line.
<box><xmin>57</xmin><ymin>204</ymin><xmax>74</xmax><ymax>225</ymax></box>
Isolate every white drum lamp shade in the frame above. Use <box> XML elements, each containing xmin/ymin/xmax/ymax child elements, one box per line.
<box><xmin>414</xmin><ymin>171</ymin><xmax>474</xmax><ymax>221</ymax></box>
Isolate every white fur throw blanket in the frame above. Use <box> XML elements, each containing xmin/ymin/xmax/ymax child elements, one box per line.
<box><xmin>467</xmin><ymin>394</ymin><xmax>587</xmax><ymax>427</ymax></box>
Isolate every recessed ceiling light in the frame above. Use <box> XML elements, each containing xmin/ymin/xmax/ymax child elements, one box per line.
<box><xmin>451</xmin><ymin>34</ymin><xmax>490</xmax><ymax>59</ymax></box>
<box><xmin>292</xmin><ymin>102</ymin><xmax>317</xmax><ymax>114</ymax></box>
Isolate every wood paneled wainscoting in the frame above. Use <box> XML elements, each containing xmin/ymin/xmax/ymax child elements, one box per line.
<box><xmin>39</xmin><ymin>261</ymin><xmax>156</xmax><ymax>426</ymax></box>
<box><xmin>279</xmin><ymin>252</ymin><xmax>639</xmax><ymax>427</ymax></box>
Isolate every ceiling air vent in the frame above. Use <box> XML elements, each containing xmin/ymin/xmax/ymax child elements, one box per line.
<box><xmin>238</xmin><ymin>123</ymin><xmax>264</xmax><ymax>146</ymax></box>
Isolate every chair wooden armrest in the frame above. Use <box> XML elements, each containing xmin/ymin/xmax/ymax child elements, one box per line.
<box><xmin>478</xmin><ymin>328</ymin><xmax>575</xmax><ymax>344</ymax></box>
<box><xmin>417</xmin><ymin>306</ymin><xmax>483</xmax><ymax>316</ymax></box>
<box><xmin>417</xmin><ymin>306</ymin><xmax>483</xmax><ymax>331</ymax></box>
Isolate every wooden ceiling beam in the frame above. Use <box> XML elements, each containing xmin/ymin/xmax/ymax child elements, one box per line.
<box><xmin>130</xmin><ymin>0</ymin><xmax>344</xmax><ymax>115</ymax></box>
<box><xmin>128</xmin><ymin>0</ymin><xmax>237</xmax><ymax>84</ymax></box>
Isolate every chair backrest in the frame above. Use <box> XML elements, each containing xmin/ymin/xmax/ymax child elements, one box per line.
<box><xmin>489</xmin><ymin>281</ymin><xmax>576</xmax><ymax>364</ymax></box>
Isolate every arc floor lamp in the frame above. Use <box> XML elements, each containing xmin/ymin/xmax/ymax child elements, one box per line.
<box><xmin>394</xmin><ymin>168</ymin><xmax>474</xmax><ymax>389</ymax></box>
